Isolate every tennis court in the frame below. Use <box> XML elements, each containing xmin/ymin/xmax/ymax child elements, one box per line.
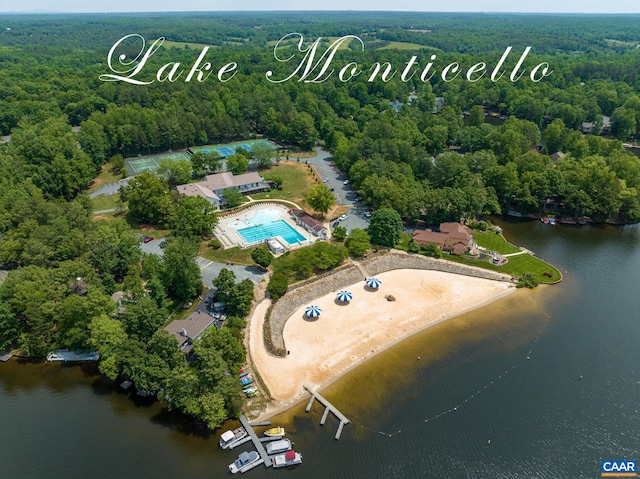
<box><xmin>125</xmin><ymin>151</ymin><xmax>191</xmax><ymax>175</ymax></box>
<box><xmin>123</xmin><ymin>139</ymin><xmax>278</xmax><ymax>176</ymax></box>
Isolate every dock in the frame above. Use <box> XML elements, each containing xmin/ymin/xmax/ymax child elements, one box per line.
<box><xmin>46</xmin><ymin>349</ymin><xmax>100</xmax><ymax>362</ymax></box>
<box><xmin>303</xmin><ymin>384</ymin><xmax>350</xmax><ymax>440</ymax></box>
<box><xmin>0</xmin><ymin>351</ymin><xmax>12</xmax><ymax>362</ymax></box>
<box><xmin>238</xmin><ymin>414</ymin><xmax>272</xmax><ymax>468</ymax></box>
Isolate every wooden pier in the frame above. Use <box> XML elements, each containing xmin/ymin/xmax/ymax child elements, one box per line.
<box><xmin>238</xmin><ymin>414</ymin><xmax>272</xmax><ymax>468</ymax></box>
<box><xmin>303</xmin><ymin>384</ymin><xmax>350</xmax><ymax>440</ymax></box>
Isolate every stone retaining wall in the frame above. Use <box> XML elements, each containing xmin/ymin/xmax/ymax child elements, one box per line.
<box><xmin>263</xmin><ymin>251</ymin><xmax>514</xmax><ymax>357</ymax></box>
<box><xmin>360</xmin><ymin>250</ymin><xmax>514</xmax><ymax>283</ymax></box>
<box><xmin>264</xmin><ymin>265</ymin><xmax>364</xmax><ymax>356</ymax></box>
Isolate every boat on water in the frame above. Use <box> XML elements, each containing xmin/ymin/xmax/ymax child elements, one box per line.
<box><xmin>266</xmin><ymin>438</ymin><xmax>292</xmax><ymax>455</ymax></box>
<box><xmin>46</xmin><ymin>349</ymin><xmax>100</xmax><ymax>362</ymax></box>
<box><xmin>264</xmin><ymin>426</ymin><xmax>285</xmax><ymax>438</ymax></box>
<box><xmin>271</xmin><ymin>450</ymin><xmax>302</xmax><ymax>468</ymax></box>
<box><xmin>219</xmin><ymin>427</ymin><xmax>248</xmax><ymax>449</ymax></box>
<box><xmin>229</xmin><ymin>451</ymin><xmax>261</xmax><ymax>474</ymax></box>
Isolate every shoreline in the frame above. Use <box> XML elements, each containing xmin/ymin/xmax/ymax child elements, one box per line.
<box><xmin>248</xmin><ymin>269</ymin><xmax>517</xmax><ymax>421</ymax></box>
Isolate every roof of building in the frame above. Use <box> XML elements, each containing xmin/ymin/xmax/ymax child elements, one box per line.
<box><xmin>412</xmin><ymin>230</ymin><xmax>449</xmax><ymax>246</ymax></box>
<box><xmin>202</xmin><ymin>171</ymin><xmax>264</xmax><ymax>192</ymax></box>
<box><xmin>439</xmin><ymin>222</ymin><xmax>472</xmax><ymax>241</ymax></box>
<box><xmin>291</xmin><ymin>209</ymin><xmax>326</xmax><ymax>233</ymax></box>
<box><xmin>176</xmin><ymin>182</ymin><xmax>219</xmax><ymax>201</ymax></box>
<box><xmin>550</xmin><ymin>151</ymin><xmax>566</xmax><ymax>162</ymax></box>
<box><xmin>164</xmin><ymin>311</ymin><xmax>216</xmax><ymax>346</ymax></box>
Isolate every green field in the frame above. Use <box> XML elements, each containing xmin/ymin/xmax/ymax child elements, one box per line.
<box><xmin>199</xmin><ymin>243</ymin><xmax>255</xmax><ymax>265</ymax></box>
<box><xmin>162</xmin><ymin>40</ymin><xmax>212</xmax><ymax>50</ymax></box>
<box><xmin>91</xmin><ymin>194</ymin><xmax>120</xmax><ymax>212</ymax></box>
<box><xmin>473</xmin><ymin>231</ymin><xmax>521</xmax><ymax>254</ymax></box>
<box><xmin>379</xmin><ymin>41</ymin><xmax>436</xmax><ymax>50</ymax></box>
<box><xmin>251</xmin><ymin>162</ymin><xmax>314</xmax><ymax>209</ymax></box>
<box><xmin>447</xmin><ymin>253</ymin><xmax>561</xmax><ymax>284</ymax></box>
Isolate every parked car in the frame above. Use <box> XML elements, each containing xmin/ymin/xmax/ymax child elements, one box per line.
<box><xmin>322</xmin><ymin>178</ymin><xmax>329</xmax><ymax>183</ymax></box>
<box><xmin>364</xmin><ymin>211</ymin><xmax>372</xmax><ymax>218</ymax></box>
<box><xmin>343</xmin><ymin>179</ymin><xmax>349</xmax><ymax>185</ymax></box>
<box><xmin>143</xmin><ymin>235</ymin><xmax>154</xmax><ymax>243</ymax></box>
<box><xmin>332</xmin><ymin>221</ymin><xmax>340</xmax><ymax>228</ymax></box>
<box><xmin>159</xmin><ymin>239</ymin><xmax>167</xmax><ymax>248</ymax></box>
<box><xmin>329</xmin><ymin>188</ymin><xmax>335</xmax><ymax>192</ymax></box>
<box><xmin>339</xmin><ymin>214</ymin><xmax>349</xmax><ymax>221</ymax></box>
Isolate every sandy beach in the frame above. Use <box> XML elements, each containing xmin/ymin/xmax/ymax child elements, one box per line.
<box><xmin>249</xmin><ymin>269</ymin><xmax>515</xmax><ymax>416</ymax></box>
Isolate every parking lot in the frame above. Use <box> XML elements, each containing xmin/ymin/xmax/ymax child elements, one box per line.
<box><xmin>308</xmin><ymin>147</ymin><xmax>371</xmax><ymax>233</ymax></box>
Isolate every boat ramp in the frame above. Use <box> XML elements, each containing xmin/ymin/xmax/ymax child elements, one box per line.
<box><xmin>303</xmin><ymin>383</ymin><xmax>350</xmax><ymax>440</ymax></box>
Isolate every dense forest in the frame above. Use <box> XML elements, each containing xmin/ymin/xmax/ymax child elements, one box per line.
<box><xmin>0</xmin><ymin>12</ymin><xmax>639</xmax><ymax>427</ymax></box>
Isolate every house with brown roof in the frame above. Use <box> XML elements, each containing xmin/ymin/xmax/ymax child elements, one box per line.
<box><xmin>412</xmin><ymin>222</ymin><xmax>473</xmax><ymax>255</ymax></box>
<box><xmin>164</xmin><ymin>311</ymin><xmax>216</xmax><ymax>355</ymax></box>
<box><xmin>176</xmin><ymin>171</ymin><xmax>269</xmax><ymax>210</ymax></box>
<box><xmin>291</xmin><ymin>209</ymin><xmax>327</xmax><ymax>239</ymax></box>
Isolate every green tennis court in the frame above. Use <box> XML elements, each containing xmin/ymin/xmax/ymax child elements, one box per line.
<box><xmin>125</xmin><ymin>151</ymin><xmax>191</xmax><ymax>175</ymax></box>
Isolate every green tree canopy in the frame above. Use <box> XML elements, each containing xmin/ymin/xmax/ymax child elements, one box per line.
<box><xmin>345</xmin><ymin>228</ymin><xmax>371</xmax><ymax>257</ymax></box>
<box><xmin>368</xmin><ymin>207</ymin><xmax>403</xmax><ymax>247</ymax></box>
<box><xmin>305</xmin><ymin>183</ymin><xmax>334</xmax><ymax>215</ymax></box>
<box><xmin>225</xmin><ymin>153</ymin><xmax>249</xmax><ymax>175</ymax></box>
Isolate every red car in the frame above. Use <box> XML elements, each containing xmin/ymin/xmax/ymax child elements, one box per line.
<box><xmin>143</xmin><ymin>235</ymin><xmax>154</xmax><ymax>243</ymax></box>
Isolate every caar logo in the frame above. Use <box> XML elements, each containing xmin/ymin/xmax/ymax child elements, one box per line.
<box><xmin>601</xmin><ymin>460</ymin><xmax>637</xmax><ymax>477</ymax></box>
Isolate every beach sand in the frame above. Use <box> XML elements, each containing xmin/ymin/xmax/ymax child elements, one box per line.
<box><xmin>249</xmin><ymin>269</ymin><xmax>516</xmax><ymax>418</ymax></box>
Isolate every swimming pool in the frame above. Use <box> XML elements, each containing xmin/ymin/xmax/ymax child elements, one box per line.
<box><xmin>238</xmin><ymin>220</ymin><xmax>305</xmax><ymax>245</ymax></box>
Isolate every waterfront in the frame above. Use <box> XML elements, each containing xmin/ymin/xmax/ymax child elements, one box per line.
<box><xmin>1</xmin><ymin>220</ymin><xmax>639</xmax><ymax>478</ymax></box>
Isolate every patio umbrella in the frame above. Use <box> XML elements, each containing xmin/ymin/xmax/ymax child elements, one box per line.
<box><xmin>305</xmin><ymin>305</ymin><xmax>322</xmax><ymax>318</ymax></box>
<box><xmin>365</xmin><ymin>277</ymin><xmax>382</xmax><ymax>289</ymax></box>
<box><xmin>336</xmin><ymin>290</ymin><xmax>353</xmax><ymax>302</ymax></box>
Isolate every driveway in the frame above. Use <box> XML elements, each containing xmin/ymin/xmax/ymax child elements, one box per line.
<box><xmin>307</xmin><ymin>147</ymin><xmax>371</xmax><ymax>233</ymax></box>
<box><xmin>140</xmin><ymin>238</ymin><xmax>265</xmax><ymax>287</ymax></box>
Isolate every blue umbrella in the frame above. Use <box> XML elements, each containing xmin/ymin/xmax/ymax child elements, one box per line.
<box><xmin>336</xmin><ymin>290</ymin><xmax>353</xmax><ymax>302</ymax></box>
<box><xmin>305</xmin><ymin>305</ymin><xmax>322</xmax><ymax>318</ymax></box>
<box><xmin>366</xmin><ymin>277</ymin><xmax>382</xmax><ymax>289</ymax></box>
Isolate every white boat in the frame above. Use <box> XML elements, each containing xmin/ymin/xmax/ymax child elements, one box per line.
<box><xmin>219</xmin><ymin>427</ymin><xmax>248</xmax><ymax>449</ymax></box>
<box><xmin>271</xmin><ymin>450</ymin><xmax>302</xmax><ymax>468</ymax></box>
<box><xmin>264</xmin><ymin>426</ymin><xmax>285</xmax><ymax>438</ymax></box>
<box><xmin>266</xmin><ymin>438</ymin><xmax>292</xmax><ymax>455</ymax></box>
<box><xmin>229</xmin><ymin>451</ymin><xmax>261</xmax><ymax>474</ymax></box>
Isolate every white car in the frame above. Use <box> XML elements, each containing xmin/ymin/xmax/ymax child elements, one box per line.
<box><xmin>322</xmin><ymin>178</ymin><xmax>329</xmax><ymax>183</ymax></box>
<box><xmin>339</xmin><ymin>214</ymin><xmax>349</xmax><ymax>221</ymax></box>
<box><xmin>364</xmin><ymin>211</ymin><xmax>372</xmax><ymax>218</ymax></box>
<box><xmin>343</xmin><ymin>179</ymin><xmax>349</xmax><ymax>185</ymax></box>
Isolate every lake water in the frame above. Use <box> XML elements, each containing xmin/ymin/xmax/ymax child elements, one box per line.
<box><xmin>1</xmin><ymin>219</ymin><xmax>639</xmax><ymax>478</ymax></box>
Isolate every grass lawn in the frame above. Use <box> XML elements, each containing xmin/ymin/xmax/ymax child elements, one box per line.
<box><xmin>379</xmin><ymin>41</ymin><xmax>435</xmax><ymax>50</ymax></box>
<box><xmin>199</xmin><ymin>242</ymin><xmax>256</xmax><ymax>265</ymax></box>
<box><xmin>446</xmin><ymin>251</ymin><xmax>561</xmax><ymax>284</ymax></box>
<box><xmin>252</xmin><ymin>162</ymin><xmax>315</xmax><ymax>209</ymax></box>
<box><xmin>129</xmin><ymin>224</ymin><xmax>171</xmax><ymax>239</ymax></box>
<box><xmin>395</xmin><ymin>232</ymin><xmax>412</xmax><ymax>251</ymax></box>
<box><xmin>91</xmin><ymin>194</ymin><xmax>120</xmax><ymax>212</ymax></box>
<box><xmin>88</xmin><ymin>163</ymin><xmax>122</xmax><ymax>194</ymax></box>
<box><xmin>162</xmin><ymin>40</ymin><xmax>212</xmax><ymax>50</ymax></box>
<box><xmin>473</xmin><ymin>230</ymin><xmax>521</xmax><ymax>254</ymax></box>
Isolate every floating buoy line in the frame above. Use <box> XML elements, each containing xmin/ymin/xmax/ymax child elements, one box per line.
<box><xmin>359</xmin><ymin>313</ymin><xmax>552</xmax><ymax>439</ymax></box>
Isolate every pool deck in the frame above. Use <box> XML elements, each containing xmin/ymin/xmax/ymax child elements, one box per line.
<box><xmin>215</xmin><ymin>203</ymin><xmax>316</xmax><ymax>250</ymax></box>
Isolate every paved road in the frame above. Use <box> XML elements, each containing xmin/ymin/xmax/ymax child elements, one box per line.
<box><xmin>307</xmin><ymin>147</ymin><xmax>371</xmax><ymax>233</ymax></box>
<box><xmin>89</xmin><ymin>178</ymin><xmax>130</xmax><ymax>198</ymax></box>
<box><xmin>140</xmin><ymin>238</ymin><xmax>264</xmax><ymax>287</ymax></box>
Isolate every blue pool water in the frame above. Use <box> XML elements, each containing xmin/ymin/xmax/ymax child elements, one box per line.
<box><xmin>238</xmin><ymin>220</ymin><xmax>305</xmax><ymax>245</ymax></box>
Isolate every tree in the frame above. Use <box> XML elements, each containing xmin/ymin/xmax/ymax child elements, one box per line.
<box><xmin>305</xmin><ymin>184</ymin><xmax>334</xmax><ymax>215</ymax></box>
<box><xmin>212</xmin><ymin>268</ymin><xmax>236</xmax><ymax>305</ymax></box>
<box><xmin>345</xmin><ymin>228</ymin><xmax>371</xmax><ymax>257</ymax></box>
<box><xmin>221</xmin><ymin>188</ymin><xmax>243</xmax><ymax>209</ymax></box>
<box><xmin>421</xmin><ymin>242</ymin><xmax>443</xmax><ymax>258</ymax></box>
<box><xmin>468</xmin><ymin>105</ymin><xmax>485</xmax><ymax>127</ymax></box>
<box><xmin>120</xmin><ymin>297</ymin><xmax>166</xmax><ymax>342</ymax></box>
<box><xmin>368</xmin><ymin>207</ymin><xmax>403</xmax><ymax>247</ymax></box>
<box><xmin>250</xmin><ymin>143</ymin><xmax>274</xmax><ymax>170</ymax></box>
<box><xmin>611</xmin><ymin>107</ymin><xmax>637</xmax><ymax>140</ymax></box>
<box><xmin>267</xmin><ymin>271</ymin><xmax>289</xmax><ymax>300</ymax></box>
<box><xmin>0</xmin><ymin>302</ymin><xmax>21</xmax><ymax>350</ymax></box>
<box><xmin>225</xmin><ymin>153</ymin><xmax>249</xmax><ymax>175</ymax></box>
<box><xmin>161</xmin><ymin>237</ymin><xmax>202</xmax><ymax>303</ymax></box>
<box><xmin>288</xmin><ymin>112</ymin><xmax>317</xmax><ymax>150</ymax></box>
<box><xmin>227</xmin><ymin>279</ymin><xmax>255</xmax><ymax>317</ymax></box>
<box><xmin>120</xmin><ymin>172</ymin><xmax>174</xmax><ymax>227</ymax></box>
<box><xmin>157</xmin><ymin>158</ymin><xmax>192</xmax><ymax>186</ymax></box>
<box><xmin>190</xmin><ymin>150</ymin><xmax>221</xmax><ymax>177</ymax></box>
<box><xmin>172</xmin><ymin>196</ymin><xmax>218</xmax><ymax>237</ymax></box>
<box><xmin>331</xmin><ymin>225</ymin><xmax>347</xmax><ymax>242</ymax></box>
<box><xmin>251</xmin><ymin>246</ymin><xmax>273</xmax><ymax>269</ymax></box>
<box><xmin>88</xmin><ymin>314</ymin><xmax>128</xmax><ymax>380</ymax></box>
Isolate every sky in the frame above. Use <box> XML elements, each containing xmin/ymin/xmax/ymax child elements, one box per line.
<box><xmin>0</xmin><ymin>0</ymin><xmax>639</xmax><ymax>14</ymax></box>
